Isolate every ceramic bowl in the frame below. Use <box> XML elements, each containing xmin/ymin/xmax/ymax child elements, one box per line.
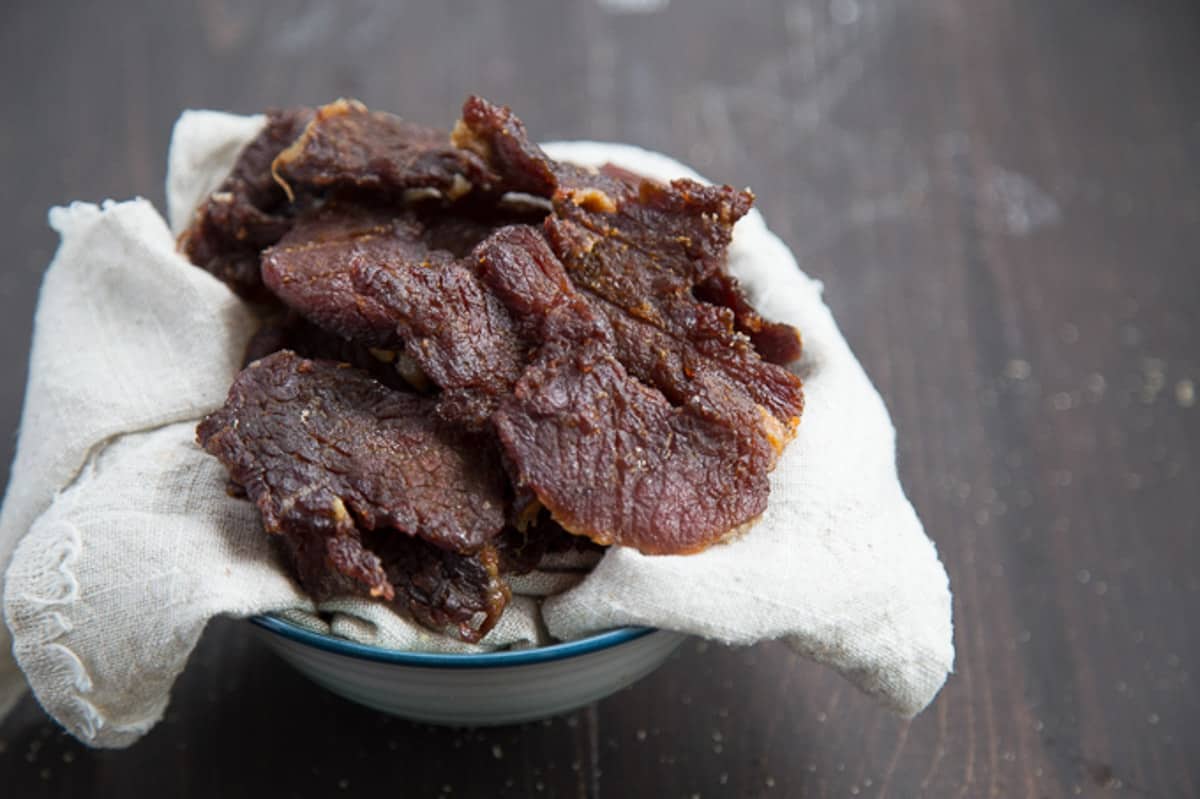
<box><xmin>251</xmin><ymin>616</ymin><xmax>688</xmax><ymax>726</ymax></box>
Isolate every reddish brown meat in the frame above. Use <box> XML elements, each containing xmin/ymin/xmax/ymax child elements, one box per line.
<box><xmin>192</xmin><ymin>95</ymin><xmax>806</xmax><ymax>632</ymax></box>
<box><xmin>273</xmin><ymin>99</ymin><xmax>498</xmax><ymax>201</ymax></box>
<box><xmin>693</xmin><ymin>272</ymin><xmax>803</xmax><ymax>365</ymax></box>
<box><xmin>475</xmin><ymin>226</ymin><xmax>780</xmax><ymax>552</ymax></box>
<box><xmin>197</xmin><ymin>352</ymin><xmax>510</xmax><ymax>639</ymax></box>
<box><xmin>180</xmin><ymin>107</ymin><xmax>314</xmax><ymax>301</ymax></box>
<box><xmin>454</xmin><ymin>93</ymin><xmax>803</xmax><ymax>434</ymax></box>
<box><xmin>354</xmin><ymin>253</ymin><xmax>527</xmax><ymax>430</ymax></box>
<box><xmin>365</xmin><ymin>531</ymin><xmax>509</xmax><ymax>641</ymax></box>
<box><xmin>260</xmin><ymin>203</ymin><xmax>454</xmax><ymax>346</ymax></box>
<box><xmin>494</xmin><ymin>342</ymin><xmax>775</xmax><ymax>554</ymax></box>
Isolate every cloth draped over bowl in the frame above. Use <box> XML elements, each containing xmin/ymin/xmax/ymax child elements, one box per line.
<box><xmin>0</xmin><ymin>111</ymin><xmax>954</xmax><ymax>748</ymax></box>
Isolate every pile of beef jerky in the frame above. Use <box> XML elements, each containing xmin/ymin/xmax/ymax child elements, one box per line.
<box><xmin>188</xmin><ymin>97</ymin><xmax>805</xmax><ymax>642</ymax></box>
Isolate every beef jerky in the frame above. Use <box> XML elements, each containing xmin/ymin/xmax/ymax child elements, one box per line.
<box><xmin>494</xmin><ymin>342</ymin><xmax>776</xmax><ymax>554</ymax></box>
<box><xmin>355</xmin><ymin>254</ymin><xmax>526</xmax><ymax>429</ymax></box>
<box><xmin>544</xmin><ymin>206</ymin><xmax>804</xmax><ymax>437</ymax></box>
<box><xmin>365</xmin><ymin>530</ymin><xmax>508</xmax><ymax>642</ymax></box>
<box><xmin>242</xmin><ymin>312</ymin><xmax>417</xmax><ymax>392</ymax></box>
<box><xmin>606</xmin><ymin>304</ymin><xmax>800</xmax><ymax>450</ymax></box>
<box><xmin>551</xmin><ymin>178</ymin><xmax>753</xmax><ymax>287</ymax></box>
<box><xmin>693</xmin><ymin>271</ymin><xmax>803</xmax><ymax>365</ymax></box>
<box><xmin>197</xmin><ymin>352</ymin><xmax>510</xmax><ymax>639</ymax></box>
<box><xmin>453</xmin><ymin>95</ymin><xmax>628</xmax><ymax>205</ymax></box>
<box><xmin>272</xmin><ymin>99</ymin><xmax>498</xmax><ymax>202</ymax></box>
<box><xmin>260</xmin><ymin>203</ymin><xmax>457</xmax><ymax>346</ymax></box>
<box><xmin>199</xmin><ymin>95</ymin><xmax>807</xmax><ymax>574</ymax></box>
<box><xmin>454</xmin><ymin>94</ymin><xmax>802</xmax><ymax>433</ymax></box>
<box><xmin>199</xmin><ymin>351</ymin><xmax>505</xmax><ymax>551</ymax></box>
<box><xmin>476</xmin><ymin>227</ymin><xmax>779</xmax><ymax>552</ymax></box>
<box><xmin>471</xmin><ymin>225</ymin><xmax>608</xmax><ymax>346</ymax></box>
<box><xmin>263</xmin><ymin>202</ymin><xmax>532</xmax><ymax>428</ymax></box>
<box><xmin>181</xmin><ymin>107</ymin><xmax>314</xmax><ymax>300</ymax></box>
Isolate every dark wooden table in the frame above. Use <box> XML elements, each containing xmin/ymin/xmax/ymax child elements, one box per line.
<box><xmin>2</xmin><ymin>1</ymin><xmax>1197</xmax><ymax>796</ymax></box>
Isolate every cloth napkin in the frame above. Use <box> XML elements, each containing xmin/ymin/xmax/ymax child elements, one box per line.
<box><xmin>0</xmin><ymin>111</ymin><xmax>953</xmax><ymax>748</ymax></box>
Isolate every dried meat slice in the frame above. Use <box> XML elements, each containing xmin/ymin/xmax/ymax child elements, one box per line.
<box><xmin>544</xmin><ymin>211</ymin><xmax>804</xmax><ymax>437</ymax></box>
<box><xmin>552</xmin><ymin>177</ymin><xmax>754</xmax><ymax>287</ymax></box>
<box><xmin>692</xmin><ymin>271</ymin><xmax>803</xmax><ymax>365</ymax></box>
<box><xmin>493</xmin><ymin>342</ymin><xmax>775</xmax><ymax>554</ymax></box>
<box><xmin>365</xmin><ymin>530</ymin><xmax>509</xmax><ymax>642</ymax></box>
<box><xmin>196</xmin><ymin>352</ymin><xmax>510</xmax><ymax>639</ymax></box>
<box><xmin>261</xmin><ymin>202</ymin><xmax>533</xmax><ymax>428</ymax></box>
<box><xmin>455</xmin><ymin>95</ymin><xmax>801</xmax><ymax>340</ymax></box>
<box><xmin>260</xmin><ymin>203</ymin><xmax>456</xmax><ymax>346</ymax></box>
<box><xmin>453</xmin><ymin>95</ymin><xmax>628</xmax><ymax>204</ymax></box>
<box><xmin>354</xmin><ymin>253</ymin><xmax>527</xmax><ymax>429</ymax></box>
<box><xmin>181</xmin><ymin>107</ymin><xmax>314</xmax><ymax>300</ymax></box>
<box><xmin>242</xmin><ymin>312</ymin><xmax>420</xmax><ymax>393</ymax></box>
<box><xmin>475</xmin><ymin>227</ymin><xmax>778</xmax><ymax>553</ymax></box>
<box><xmin>272</xmin><ymin>99</ymin><xmax>499</xmax><ymax>202</ymax></box>
<box><xmin>471</xmin><ymin>224</ymin><xmax>609</xmax><ymax>346</ymax></box>
<box><xmin>454</xmin><ymin>94</ymin><xmax>803</xmax><ymax>428</ymax></box>
<box><xmin>596</xmin><ymin>304</ymin><xmax>800</xmax><ymax>453</ymax></box>
<box><xmin>454</xmin><ymin>94</ymin><xmax>756</xmax><ymax>280</ymax></box>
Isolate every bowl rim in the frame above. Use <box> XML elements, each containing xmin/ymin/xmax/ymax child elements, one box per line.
<box><xmin>250</xmin><ymin>615</ymin><xmax>655</xmax><ymax>669</ymax></box>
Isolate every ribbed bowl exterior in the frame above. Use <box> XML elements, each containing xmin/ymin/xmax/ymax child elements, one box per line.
<box><xmin>254</xmin><ymin>624</ymin><xmax>688</xmax><ymax>726</ymax></box>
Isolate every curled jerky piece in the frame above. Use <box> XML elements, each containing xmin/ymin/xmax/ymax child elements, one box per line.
<box><xmin>693</xmin><ymin>271</ymin><xmax>803</xmax><ymax>366</ymax></box>
<box><xmin>197</xmin><ymin>352</ymin><xmax>509</xmax><ymax>639</ymax></box>
<box><xmin>454</xmin><ymin>95</ymin><xmax>628</xmax><ymax>207</ymax></box>
<box><xmin>181</xmin><ymin>107</ymin><xmax>314</xmax><ymax>300</ymax></box>
<box><xmin>272</xmin><ymin>98</ymin><xmax>498</xmax><ymax>201</ymax></box>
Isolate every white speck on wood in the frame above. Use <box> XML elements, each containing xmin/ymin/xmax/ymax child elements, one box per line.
<box><xmin>982</xmin><ymin>167</ymin><xmax>1062</xmax><ymax>236</ymax></box>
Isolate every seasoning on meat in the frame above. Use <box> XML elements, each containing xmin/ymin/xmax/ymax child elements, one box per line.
<box><xmin>197</xmin><ymin>352</ymin><xmax>509</xmax><ymax>640</ymax></box>
<box><xmin>180</xmin><ymin>107</ymin><xmax>314</xmax><ymax>301</ymax></box>
<box><xmin>693</xmin><ymin>271</ymin><xmax>804</xmax><ymax>365</ymax></box>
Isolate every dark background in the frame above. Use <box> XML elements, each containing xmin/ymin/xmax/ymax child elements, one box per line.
<box><xmin>2</xmin><ymin>1</ymin><xmax>1198</xmax><ymax>796</ymax></box>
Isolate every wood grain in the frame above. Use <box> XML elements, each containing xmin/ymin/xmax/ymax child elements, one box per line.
<box><xmin>1</xmin><ymin>0</ymin><xmax>1197</xmax><ymax>795</ymax></box>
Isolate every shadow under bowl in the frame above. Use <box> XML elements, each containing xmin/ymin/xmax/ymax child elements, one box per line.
<box><xmin>251</xmin><ymin>615</ymin><xmax>688</xmax><ymax>726</ymax></box>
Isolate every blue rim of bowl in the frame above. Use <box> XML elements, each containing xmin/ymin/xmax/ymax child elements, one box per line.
<box><xmin>250</xmin><ymin>615</ymin><xmax>654</xmax><ymax>669</ymax></box>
